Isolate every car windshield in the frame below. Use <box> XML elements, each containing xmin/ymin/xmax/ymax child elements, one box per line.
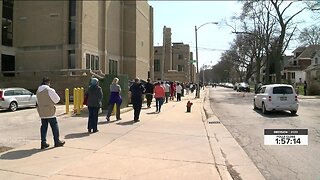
<box><xmin>272</xmin><ymin>86</ymin><xmax>293</xmax><ymax>94</ymax></box>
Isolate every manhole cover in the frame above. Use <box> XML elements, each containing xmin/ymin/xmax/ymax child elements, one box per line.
<box><xmin>208</xmin><ymin>121</ymin><xmax>220</xmax><ymax>124</ymax></box>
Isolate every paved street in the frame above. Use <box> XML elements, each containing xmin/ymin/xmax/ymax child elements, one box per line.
<box><xmin>0</xmin><ymin>105</ymin><xmax>79</xmax><ymax>149</ymax></box>
<box><xmin>209</xmin><ymin>87</ymin><xmax>320</xmax><ymax>180</ymax></box>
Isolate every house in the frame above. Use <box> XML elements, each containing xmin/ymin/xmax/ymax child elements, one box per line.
<box><xmin>282</xmin><ymin>45</ymin><xmax>320</xmax><ymax>84</ymax></box>
<box><xmin>260</xmin><ymin>55</ymin><xmax>293</xmax><ymax>84</ymax></box>
<box><xmin>304</xmin><ymin>46</ymin><xmax>320</xmax><ymax>95</ymax></box>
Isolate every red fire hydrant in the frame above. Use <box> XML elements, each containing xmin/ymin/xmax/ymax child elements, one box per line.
<box><xmin>186</xmin><ymin>101</ymin><xmax>193</xmax><ymax>112</ymax></box>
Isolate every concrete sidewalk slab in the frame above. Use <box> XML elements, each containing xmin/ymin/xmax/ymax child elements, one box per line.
<box><xmin>0</xmin><ymin>141</ymin><xmax>92</xmax><ymax>179</ymax></box>
<box><xmin>0</xmin><ymin>89</ymin><xmax>258</xmax><ymax>180</ymax></box>
<box><xmin>53</xmin><ymin>153</ymin><xmax>220</xmax><ymax>180</ymax></box>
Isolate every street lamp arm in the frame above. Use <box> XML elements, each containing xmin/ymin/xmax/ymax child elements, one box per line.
<box><xmin>232</xmin><ymin>31</ymin><xmax>253</xmax><ymax>35</ymax></box>
<box><xmin>196</xmin><ymin>22</ymin><xmax>219</xmax><ymax>31</ymax></box>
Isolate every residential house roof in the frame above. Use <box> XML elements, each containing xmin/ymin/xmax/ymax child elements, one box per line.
<box><xmin>292</xmin><ymin>47</ymin><xmax>306</xmax><ymax>53</ymax></box>
<box><xmin>297</xmin><ymin>45</ymin><xmax>320</xmax><ymax>59</ymax></box>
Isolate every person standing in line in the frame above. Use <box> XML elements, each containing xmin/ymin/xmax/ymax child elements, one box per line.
<box><xmin>106</xmin><ymin>77</ymin><xmax>122</xmax><ymax>121</ymax></box>
<box><xmin>164</xmin><ymin>81</ymin><xmax>171</xmax><ymax>103</ymax></box>
<box><xmin>170</xmin><ymin>82</ymin><xmax>175</xmax><ymax>100</ymax></box>
<box><xmin>304</xmin><ymin>81</ymin><xmax>307</xmax><ymax>96</ymax></box>
<box><xmin>190</xmin><ymin>83</ymin><xmax>194</xmax><ymax>93</ymax></box>
<box><xmin>176</xmin><ymin>82</ymin><xmax>182</xmax><ymax>101</ymax></box>
<box><xmin>129</xmin><ymin>78</ymin><xmax>145</xmax><ymax>122</ymax></box>
<box><xmin>36</xmin><ymin>77</ymin><xmax>65</xmax><ymax>149</ymax></box>
<box><xmin>144</xmin><ymin>78</ymin><xmax>154</xmax><ymax>108</ymax></box>
<box><xmin>185</xmin><ymin>83</ymin><xmax>189</xmax><ymax>95</ymax></box>
<box><xmin>154</xmin><ymin>82</ymin><xmax>165</xmax><ymax>113</ymax></box>
<box><xmin>181</xmin><ymin>82</ymin><xmax>185</xmax><ymax>97</ymax></box>
<box><xmin>86</xmin><ymin>78</ymin><xmax>103</xmax><ymax>133</ymax></box>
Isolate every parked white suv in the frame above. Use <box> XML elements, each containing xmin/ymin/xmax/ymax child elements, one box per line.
<box><xmin>253</xmin><ymin>84</ymin><xmax>299</xmax><ymax>115</ymax></box>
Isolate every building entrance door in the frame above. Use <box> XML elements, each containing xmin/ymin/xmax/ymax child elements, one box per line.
<box><xmin>1</xmin><ymin>54</ymin><xmax>15</xmax><ymax>77</ymax></box>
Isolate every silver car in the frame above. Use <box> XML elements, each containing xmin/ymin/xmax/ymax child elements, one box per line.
<box><xmin>0</xmin><ymin>88</ymin><xmax>37</xmax><ymax>111</ymax></box>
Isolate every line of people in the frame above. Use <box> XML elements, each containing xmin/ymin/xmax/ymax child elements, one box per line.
<box><xmin>35</xmin><ymin>76</ymin><xmax>201</xmax><ymax>150</ymax></box>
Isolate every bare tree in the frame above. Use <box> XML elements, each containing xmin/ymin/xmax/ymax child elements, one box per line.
<box><xmin>298</xmin><ymin>25</ymin><xmax>320</xmax><ymax>46</ymax></box>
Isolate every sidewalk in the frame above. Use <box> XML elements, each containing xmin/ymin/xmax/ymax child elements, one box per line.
<box><xmin>0</xmin><ymin>89</ymin><xmax>264</xmax><ymax>180</ymax></box>
<box><xmin>297</xmin><ymin>95</ymin><xmax>320</xmax><ymax>99</ymax></box>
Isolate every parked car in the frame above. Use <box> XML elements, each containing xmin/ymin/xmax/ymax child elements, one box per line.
<box><xmin>237</xmin><ymin>82</ymin><xmax>250</xmax><ymax>92</ymax></box>
<box><xmin>0</xmin><ymin>88</ymin><xmax>37</xmax><ymax>111</ymax></box>
<box><xmin>253</xmin><ymin>84</ymin><xmax>299</xmax><ymax>115</ymax></box>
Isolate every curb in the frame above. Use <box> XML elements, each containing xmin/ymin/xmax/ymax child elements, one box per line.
<box><xmin>200</xmin><ymin>90</ymin><xmax>233</xmax><ymax>180</ymax></box>
<box><xmin>202</xmin><ymin>89</ymin><xmax>265</xmax><ymax>180</ymax></box>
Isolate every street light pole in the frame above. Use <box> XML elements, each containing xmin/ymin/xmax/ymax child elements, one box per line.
<box><xmin>202</xmin><ymin>64</ymin><xmax>205</xmax><ymax>85</ymax></box>
<box><xmin>195</xmin><ymin>25</ymin><xmax>199</xmax><ymax>98</ymax></box>
<box><xmin>195</xmin><ymin>22</ymin><xmax>218</xmax><ymax>98</ymax></box>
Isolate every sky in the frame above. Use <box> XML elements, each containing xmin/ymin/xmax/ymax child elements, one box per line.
<box><xmin>148</xmin><ymin>1</ymin><xmax>316</xmax><ymax>68</ymax></box>
<box><xmin>148</xmin><ymin>1</ymin><xmax>244</xmax><ymax>68</ymax></box>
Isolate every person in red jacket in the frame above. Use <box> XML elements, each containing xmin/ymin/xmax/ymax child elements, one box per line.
<box><xmin>154</xmin><ymin>82</ymin><xmax>165</xmax><ymax>113</ymax></box>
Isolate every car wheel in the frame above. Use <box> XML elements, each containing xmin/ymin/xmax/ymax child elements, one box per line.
<box><xmin>253</xmin><ymin>100</ymin><xmax>258</xmax><ymax>110</ymax></box>
<box><xmin>9</xmin><ymin>102</ymin><xmax>18</xmax><ymax>112</ymax></box>
<box><xmin>262</xmin><ymin>103</ymin><xmax>268</xmax><ymax>114</ymax></box>
<box><xmin>290</xmin><ymin>110</ymin><xmax>297</xmax><ymax>115</ymax></box>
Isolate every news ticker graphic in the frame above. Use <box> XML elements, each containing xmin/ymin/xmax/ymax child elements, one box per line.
<box><xmin>264</xmin><ymin>129</ymin><xmax>308</xmax><ymax>145</ymax></box>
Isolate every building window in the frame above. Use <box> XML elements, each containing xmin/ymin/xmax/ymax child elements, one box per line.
<box><xmin>85</xmin><ymin>53</ymin><xmax>99</xmax><ymax>70</ymax></box>
<box><xmin>95</xmin><ymin>56</ymin><xmax>99</xmax><ymax>70</ymax></box>
<box><xmin>178</xmin><ymin>54</ymin><xmax>183</xmax><ymax>60</ymax></box>
<box><xmin>291</xmin><ymin>72</ymin><xmax>295</xmax><ymax>79</ymax></box>
<box><xmin>109</xmin><ymin>59</ymin><xmax>118</xmax><ymax>75</ymax></box>
<box><xmin>68</xmin><ymin>50</ymin><xmax>75</xmax><ymax>69</ymax></box>
<box><xmin>293</xmin><ymin>60</ymin><xmax>297</xmax><ymax>66</ymax></box>
<box><xmin>315</xmin><ymin>57</ymin><xmax>318</xmax><ymax>65</ymax></box>
<box><xmin>68</xmin><ymin>0</ymin><xmax>76</xmax><ymax>44</ymax></box>
<box><xmin>2</xmin><ymin>0</ymin><xmax>13</xmax><ymax>46</ymax></box>
<box><xmin>154</xmin><ymin>59</ymin><xmax>160</xmax><ymax>72</ymax></box>
<box><xmin>86</xmin><ymin>54</ymin><xmax>90</xmax><ymax>69</ymax></box>
<box><xmin>177</xmin><ymin>65</ymin><xmax>184</xmax><ymax>72</ymax></box>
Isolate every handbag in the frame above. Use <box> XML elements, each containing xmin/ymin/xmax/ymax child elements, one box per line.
<box><xmin>83</xmin><ymin>93</ymin><xmax>88</xmax><ymax>105</ymax></box>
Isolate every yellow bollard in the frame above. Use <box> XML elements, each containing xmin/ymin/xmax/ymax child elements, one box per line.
<box><xmin>76</xmin><ymin>88</ymin><xmax>80</xmax><ymax>114</ymax></box>
<box><xmin>65</xmin><ymin>88</ymin><xmax>69</xmax><ymax>114</ymax></box>
<box><xmin>111</xmin><ymin>104</ymin><xmax>116</xmax><ymax>115</ymax></box>
<box><xmin>80</xmin><ymin>87</ymin><xmax>84</xmax><ymax>109</ymax></box>
<box><xmin>73</xmin><ymin>88</ymin><xmax>77</xmax><ymax>113</ymax></box>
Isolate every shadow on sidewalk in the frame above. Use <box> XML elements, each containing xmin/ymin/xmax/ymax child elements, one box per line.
<box><xmin>0</xmin><ymin>148</ymin><xmax>49</xmax><ymax>160</ymax></box>
<box><xmin>146</xmin><ymin>112</ymin><xmax>158</xmax><ymax>115</ymax></box>
<box><xmin>98</xmin><ymin>119</ymin><xmax>120</xmax><ymax>125</ymax></box>
<box><xmin>65</xmin><ymin>132</ymin><xmax>90</xmax><ymax>139</ymax></box>
<box><xmin>116</xmin><ymin>120</ymin><xmax>136</xmax><ymax>126</ymax></box>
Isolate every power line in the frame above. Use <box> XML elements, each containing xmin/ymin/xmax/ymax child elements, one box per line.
<box><xmin>190</xmin><ymin>46</ymin><xmax>228</xmax><ymax>51</ymax></box>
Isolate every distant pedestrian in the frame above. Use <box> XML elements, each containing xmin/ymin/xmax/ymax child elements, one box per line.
<box><xmin>86</xmin><ymin>78</ymin><xmax>103</xmax><ymax>133</ymax></box>
<box><xmin>144</xmin><ymin>78</ymin><xmax>154</xmax><ymax>108</ymax></box>
<box><xmin>154</xmin><ymin>82</ymin><xmax>165</xmax><ymax>112</ymax></box>
<box><xmin>170</xmin><ymin>82</ymin><xmax>175</xmax><ymax>100</ymax></box>
<box><xmin>106</xmin><ymin>77</ymin><xmax>122</xmax><ymax>121</ymax></box>
<box><xmin>36</xmin><ymin>77</ymin><xmax>65</xmax><ymax>149</ymax></box>
<box><xmin>129</xmin><ymin>78</ymin><xmax>145</xmax><ymax>122</ymax></box>
<box><xmin>304</xmin><ymin>81</ymin><xmax>307</xmax><ymax>96</ymax></box>
<box><xmin>164</xmin><ymin>81</ymin><xmax>170</xmax><ymax>103</ymax></box>
<box><xmin>181</xmin><ymin>83</ymin><xmax>185</xmax><ymax>97</ymax></box>
<box><xmin>176</xmin><ymin>83</ymin><xmax>182</xmax><ymax>101</ymax></box>
<box><xmin>185</xmin><ymin>83</ymin><xmax>190</xmax><ymax>95</ymax></box>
